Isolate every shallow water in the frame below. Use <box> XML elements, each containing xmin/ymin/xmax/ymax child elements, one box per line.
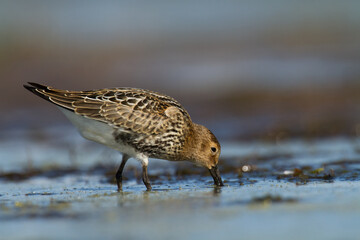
<box><xmin>1</xmin><ymin>129</ymin><xmax>360</xmax><ymax>239</ymax></box>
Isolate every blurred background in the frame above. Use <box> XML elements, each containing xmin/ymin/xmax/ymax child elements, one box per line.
<box><xmin>1</xmin><ymin>2</ymin><xmax>360</xmax><ymax>239</ymax></box>
<box><xmin>1</xmin><ymin>0</ymin><xmax>360</xmax><ymax>141</ymax></box>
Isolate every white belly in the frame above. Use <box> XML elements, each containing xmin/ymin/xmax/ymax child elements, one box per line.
<box><xmin>58</xmin><ymin>108</ymin><xmax>138</xmax><ymax>157</ymax></box>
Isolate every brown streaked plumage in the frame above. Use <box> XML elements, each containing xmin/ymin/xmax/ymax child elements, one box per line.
<box><xmin>24</xmin><ymin>82</ymin><xmax>224</xmax><ymax>190</ymax></box>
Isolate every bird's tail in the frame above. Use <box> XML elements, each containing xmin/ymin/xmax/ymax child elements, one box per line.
<box><xmin>23</xmin><ymin>82</ymin><xmax>83</xmax><ymax>111</ymax></box>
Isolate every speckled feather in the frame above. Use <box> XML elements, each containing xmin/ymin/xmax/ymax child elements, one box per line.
<box><xmin>25</xmin><ymin>82</ymin><xmax>193</xmax><ymax>160</ymax></box>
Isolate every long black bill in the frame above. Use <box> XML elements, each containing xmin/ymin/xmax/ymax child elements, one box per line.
<box><xmin>209</xmin><ymin>165</ymin><xmax>224</xmax><ymax>186</ymax></box>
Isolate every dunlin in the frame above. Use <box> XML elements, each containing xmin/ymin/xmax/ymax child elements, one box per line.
<box><xmin>24</xmin><ymin>82</ymin><xmax>224</xmax><ymax>190</ymax></box>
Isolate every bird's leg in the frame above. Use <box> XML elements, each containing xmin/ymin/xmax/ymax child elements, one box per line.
<box><xmin>116</xmin><ymin>154</ymin><xmax>130</xmax><ymax>191</ymax></box>
<box><xmin>142</xmin><ymin>164</ymin><xmax>152</xmax><ymax>191</ymax></box>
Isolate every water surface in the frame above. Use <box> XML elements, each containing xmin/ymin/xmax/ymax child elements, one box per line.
<box><xmin>1</xmin><ymin>129</ymin><xmax>360</xmax><ymax>239</ymax></box>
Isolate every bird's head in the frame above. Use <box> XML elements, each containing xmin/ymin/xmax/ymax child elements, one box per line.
<box><xmin>182</xmin><ymin>123</ymin><xmax>224</xmax><ymax>186</ymax></box>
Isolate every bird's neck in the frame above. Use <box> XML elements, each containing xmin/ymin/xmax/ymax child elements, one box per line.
<box><xmin>180</xmin><ymin>123</ymin><xmax>202</xmax><ymax>163</ymax></box>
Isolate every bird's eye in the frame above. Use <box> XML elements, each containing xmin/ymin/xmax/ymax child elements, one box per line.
<box><xmin>211</xmin><ymin>147</ymin><xmax>217</xmax><ymax>153</ymax></box>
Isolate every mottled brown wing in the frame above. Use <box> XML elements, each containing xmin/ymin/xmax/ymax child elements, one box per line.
<box><xmin>24</xmin><ymin>82</ymin><xmax>191</xmax><ymax>135</ymax></box>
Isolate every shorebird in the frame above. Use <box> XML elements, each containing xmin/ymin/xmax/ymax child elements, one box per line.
<box><xmin>24</xmin><ymin>82</ymin><xmax>224</xmax><ymax>191</ymax></box>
